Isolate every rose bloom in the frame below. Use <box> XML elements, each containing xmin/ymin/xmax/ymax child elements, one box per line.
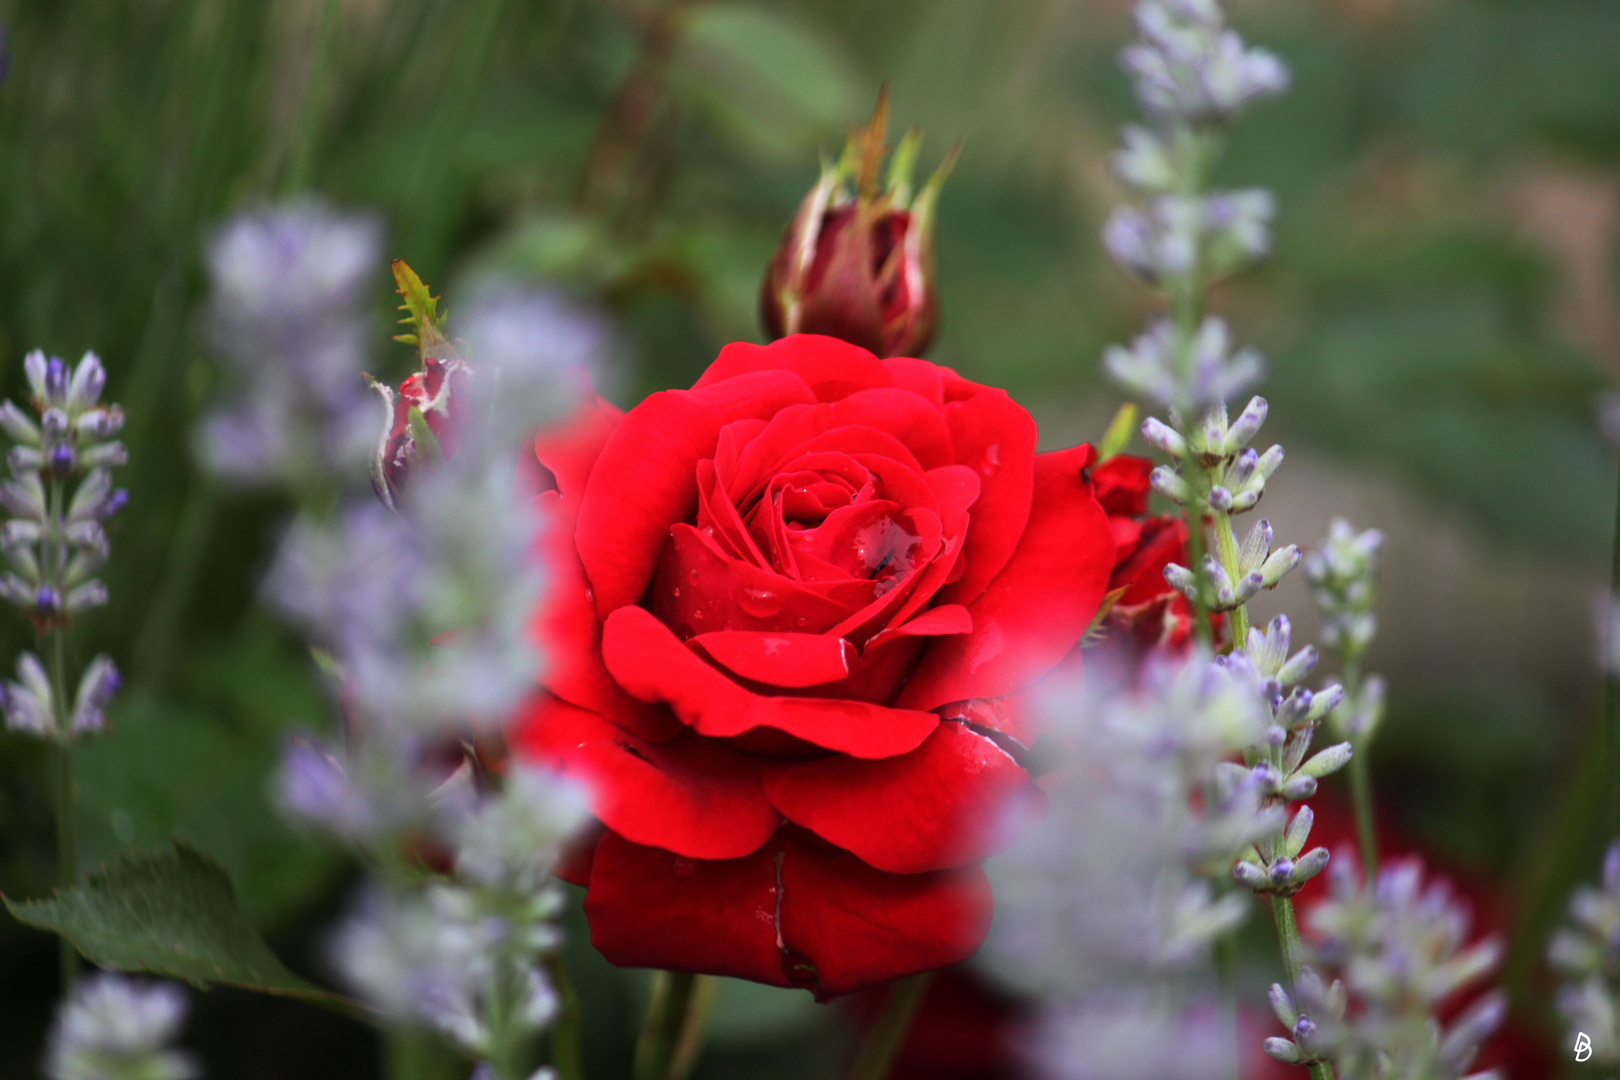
<box><xmin>511</xmin><ymin>334</ymin><xmax>1115</xmax><ymax>997</ymax></box>
<box><xmin>1091</xmin><ymin>454</ymin><xmax>1203</xmax><ymax>650</ymax></box>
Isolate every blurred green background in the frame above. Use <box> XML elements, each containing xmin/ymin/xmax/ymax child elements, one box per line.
<box><xmin>0</xmin><ymin>0</ymin><xmax>1616</xmax><ymax>1075</ymax></box>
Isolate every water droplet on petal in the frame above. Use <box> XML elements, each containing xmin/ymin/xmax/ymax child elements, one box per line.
<box><xmin>979</xmin><ymin>443</ymin><xmax>1002</xmax><ymax>477</ymax></box>
<box><xmin>672</xmin><ymin>857</ymin><xmax>697</xmax><ymax>878</ymax></box>
<box><xmin>738</xmin><ymin>585</ymin><xmax>782</xmax><ymax>617</ymax></box>
<box><xmin>671</xmin><ymin>586</ymin><xmax>681</xmax><ymax>598</ymax></box>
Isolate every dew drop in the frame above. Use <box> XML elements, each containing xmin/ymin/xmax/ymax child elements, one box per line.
<box><xmin>671</xmin><ymin>857</ymin><xmax>697</xmax><ymax>878</ymax></box>
<box><xmin>738</xmin><ymin>585</ymin><xmax>782</xmax><ymax>617</ymax></box>
<box><xmin>584</xmin><ymin>586</ymin><xmax>595</xmax><ymax>604</ymax></box>
<box><xmin>671</xmin><ymin>586</ymin><xmax>681</xmax><ymax>597</ymax></box>
<box><xmin>980</xmin><ymin>443</ymin><xmax>1002</xmax><ymax>477</ymax></box>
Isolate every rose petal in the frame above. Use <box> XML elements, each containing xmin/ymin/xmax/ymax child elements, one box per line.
<box><xmin>509</xmin><ymin>696</ymin><xmax>778</xmax><ymax>860</ymax></box>
<box><xmin>533</xmin><ymin>397</ymin><xmax>623</xmax><ymax>503</ymax></box>
<box><xmin>692</xmin><ymin>335</ymin><xmax>894</xmax><ymax>402</ymax></box>
<box><xmin>577</xmin><ymin>371</ymin><xmax>816</xmax><ymax>617</ymax></box>
<box><xmin>584</xmin><ymin>828</ymin><xmax>994</xmax><ymax>998</ymax></box>
<box><xmin>531</xmin><ymin>492</ymin><xmax>680</xmax><ymax>742</ymax></box>
<box><xmin>778</xmin><ymin>836</ymin><xmax>993</xmax><ymax>998</ymax></box>
<box><xmin>761</xmin><ymin>720</ymin><xmax>1033</xmax><ymax>874</ymax></box>
<box><xmin>602</xmin><ymin>605</ymin><xmax>938</xmax><ymax>759</ymax></box>
<box><xmin>689</xmin><ymin>630</ymin><xmax>855</xmax><ymax>689</ymax></box>
<box><xmin>1091</xmin><ymin>454</ymin><xmax>1153</xmax><ymax>518</ymax></box>
<box><xmin>827</xmin><ymin>388</ymin><xmax>955</xmax><ymax>469</ymax></box>
<box><xmin>586</xmin><ymin>831</ymin><xmax>789</xmax><ymax>987</ymax></box>
<box><xmin>880</xmin><ymin>357</ymin><xmax>945</xmax><ymax>406</ymax></box>
<box><xmin>935</xmin><ymin>389</ymin><xmax>1037</xmax><ymax>608</ymax></box>
<box><xmin>897</xmin><ymin>444</ymin><xmax>1113</xmax><ymax>710</ymax></box>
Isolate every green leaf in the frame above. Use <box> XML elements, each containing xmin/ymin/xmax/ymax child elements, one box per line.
<box><xmin>407</xmin><ymin>406</ymin><xmax>443</xmax><ymax>468</ymax></box>
<box><xmin>391</xmin><ymin>259</ymin><xmax>456</xmax><ymax>361</ymax></box>
<box><xmin>4</xmin><ymin>843</ymin><xmax>356</xmax><ymax>1008</ymax></box>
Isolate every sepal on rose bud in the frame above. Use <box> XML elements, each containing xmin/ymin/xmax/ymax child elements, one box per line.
<box><xmin>760</xmin><ymin>88</ymin><xmax>959</xmax><ymax>358</ymax></box>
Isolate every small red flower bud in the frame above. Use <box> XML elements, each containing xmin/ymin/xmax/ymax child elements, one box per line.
<box><xmin>368</xmin><ymin>261</ymin><xmax>471</xmax><ymax>509</ymax></box>
<box><xmin>760</xmin><ymin>88</ymin><xmax>959</xmax><ymax>358</ymax></box>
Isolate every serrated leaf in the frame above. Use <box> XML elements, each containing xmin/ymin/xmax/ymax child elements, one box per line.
<box><xmin>4</xmin><ymin>843</ymin><xmax>356</xmax><ymax>1008</ymax></box>
<box><xmin>391</xmin><ymin>259</ymin><xmax>455</xmax><ymax>361</ymax></box>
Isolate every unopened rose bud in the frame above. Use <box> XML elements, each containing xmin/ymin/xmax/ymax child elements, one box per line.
<box><xmin>369</xmin><ymin>261</ymin><xmax>471</xmax><ymax>510</ymax></box>
<box><xmin>760</xmin><ymin>89</ymin><xmax>959</xmax><ymax>358</ymax></box>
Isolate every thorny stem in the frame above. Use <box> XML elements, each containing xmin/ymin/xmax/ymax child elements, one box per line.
<box><xmin>544</xmin><ymin>953</ymin><xmax>586</xmax><ymax>1080</ymax></box>
<box><xmin>1271</xmin><ymin>896</ymin><xmax>1336</xmax><ymax>1080</ymax></box>
<box><xmin>634</xmin><ymin>970</ymin><xmax>697</xmax><ymax>1080</ymax></box>
<box><xmin>845</xmin><ymin>973</ymin><xmax>930</xmax><ymax>1080</ymax></box>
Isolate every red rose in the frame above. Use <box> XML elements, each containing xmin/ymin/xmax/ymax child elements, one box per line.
<box><xmin>1091</xmin><ymin>454</ymin><xmax>1201</xmax><ymax>649</ymax></box>
<box><xmin>510</xmin><ymin>334</ymin><xmax>1114</xmax><ymax>998</ymax></box>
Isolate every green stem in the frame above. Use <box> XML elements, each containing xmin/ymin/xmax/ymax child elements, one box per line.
<box><xmin>845</xmin><ymin>973</ymin><xmax>930</xmax><ymax>1080</ymax></box>
<box><xmin>544</xmin><ymin>953</ymin><xmax>585</xmax><ymax>1080</ymax></box>
<box><xmin>1348</xmin><ymin>750</ymin><xmax>1379</xmax><ymax>882</ymax></box>
<box><xmin>53</xmin><ymin>737</ymin><xmax>77</xmax><ymax>989</ymax></box>
<box><xmin>634</xmin><ymin>971</ymin><xmax>696</xmax><ymax>1080</ymax></box>
<box><xmin>668</xmin><ymin>975</ymin><xmax>715</xmax><ymax>1080</ymax></box>
<box><xmin>1271</xmin><ymin>896</ymin><xmax>1336</xmax><ymax>1080</ymax></box>
<box><xmin>1609</xmin><ymin>455</ymin><xmax>1620</xmax><ymax>838</ymax></box>
<box><xmin>1211</xmin><ymin>509</ymin><xmax>1248</xmax><ymax>646</ymax></box>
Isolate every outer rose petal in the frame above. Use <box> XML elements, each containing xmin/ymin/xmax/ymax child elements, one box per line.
<box><xmin>584</xmin><ymin>830</ymin><xmax>994</xmax><ymax>998</ymax></box>
<box><xmin>586</xmin><ymin>831</ymin><xmax>789</xmax><ymax>987</ymax></box>
<box><xmin>760</xmin><ymin>720</ymin><xmax>1033</xmax><ymax>874</ymax></box>
<box><xmin>509</xmin><ymin>696</ymin><xmax>779</xmax><ymax>860</ymax></box>
<box><xmin>689</xmin><ymin>631</ymin><xmax>855</xmax><ymax>689</ymax></box>
<box><xmin>577</xmin><ymin>370</ymin><xmax>816</xmax><ymax>617</ymax></box>
<box><xmin>693</xmin><ymin>335</ymin><xmax>893</xmax><ymax>402</ymax></box>
<box><xmin>602</xmin><ymin>606</ymin><xmax>938</xmax><ymax>759</ymax></box>
<box><xmin>897</xmin><ymin>444</ymin><xmax>1113</xmax><ymax>711</ymax></box>
<box><xmin>533</xmin><ymin>398</ymin><xmax>622</xmax><ymax>503</ymax></box>
<box><xmin>935</xmin><ymin>389</ymin><xmax>1037</xmax><ymax>608</ymax></box>
<box><xmin>532</xmin><ymin>492</ymin><xmax>679</xmax><ymax>742</ymax></box>
<box><xmin>779</xmin><ymin>838</ymin><xmax>993</xmax><ymax>998</ymax></box>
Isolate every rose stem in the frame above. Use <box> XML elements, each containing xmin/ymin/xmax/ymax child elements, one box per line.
<box><xmin>544</xmin><ymin>953</ymin><xmax>586</xmax><ymax>1080</ymax></box>
<box><xmin>634</xmin><ymin>970</ymin><xmax>697</xmax><ymax>1080</ymax></box>
<box><xmin>668</xmin><ymin>975</ymin><xmax>716</xmax><ymax>1080</ymax></box>
<box><xmin>845</xmin><ymin>972</ymin><xmax>931</xmax><ymax>1080</ymax></box>
<box><xmin>1271</xmin><ymin>896</ymin><xmax>1336</xmax><ymax>1080</ymax></box>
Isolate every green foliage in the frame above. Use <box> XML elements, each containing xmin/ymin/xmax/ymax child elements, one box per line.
<box><xmin>5</xmin><ymin>843</ymin><xmax>349</xmax><ymax>1006</ymax></box>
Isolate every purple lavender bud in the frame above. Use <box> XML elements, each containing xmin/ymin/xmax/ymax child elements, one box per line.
<box><xmin>48</xmin><ymin>444</ymin><xmax>76</xmax><ymax>476</ymax></box>
<box><xmin>1269</xmin><ymin>858</ymin><xmax>1295</xmax><ymax>885</ymax></box>
<box><xmin>70</xmin><ymin>655</ymin><xmax>120</xmax><ymax>736</ymax></box>
<box><xmin>44</xmin><ymin>356</ymin><xmax>68</xmax><ymax>405</ymax></box>
<box><xmin>1293</xmin><ymin>1015</ymin><xmax>1316</xmax><ymax>1040</ymax></box>
<box><xmin>67</xmin><ymin>353</ymin><xmax>107</xmax><ymax>411</ymax></box>
<box><xmin>75</xmin><ymin>406</ymin><xmax>124</xmax><ymax>440</ymax></box>
<box><xmin>98</xmin><ymin>489</ymin><xmax>129</xmax><ymax>520</ymax></box>
<box><xmin>1603</xmin><ymin>841</ymin><xmax>1620</xmax><ymax>894</ymax></box>
<box><xmin>41</xmin><ymin>407</ymin><xmax>69</xmax><ymax>437</ymax></box>
<box><xmin>23</xmin><ymin>350</ymin><xmax>47</xmax><ymax>403</ymax></box>
<box><xmin>34</xmin><ymin>585</ymin><xmax>60</xmax><ymax>613</ymax></box>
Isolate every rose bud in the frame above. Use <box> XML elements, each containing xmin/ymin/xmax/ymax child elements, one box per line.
<box><xmin>760</xmin><ymin>87</ymin><xmax>960</xmax><ymax>358</ymax></box>
<box><xmin>368</xmin><ymin>260</ymin><xmax>471</xmax><ymax>509</ymax></box>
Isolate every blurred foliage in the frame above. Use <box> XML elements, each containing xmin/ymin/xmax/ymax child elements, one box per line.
<box><xmin>0</xmin><ymin>0</ymin><xmax>1615</xmax><ymax>1075</ymax></box>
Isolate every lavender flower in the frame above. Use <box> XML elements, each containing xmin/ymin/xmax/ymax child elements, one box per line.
<box><xmin>1300</xmin><ymin>852</ymin><xmax>1505</xmax><ymax>1080</ymax></box>
<box><xmin>200</xmin><ymin>203</ymin><xmax>381</xmax><ymax>488</ymax></box>
<box><xmin>331</xmin><ymin>883</ymin><xmax>563</xmax><ymax>1061</ymax></box>
<box><xmin>1104</xmin><ymin>191</ymin><xmax>1273</xmax><ymax>286</ymax></box>
<box><xmin>0</xmin><ymin>351</ymin><xmax>127</xmax><ymax>628</ymax></box>
<box><xmin>1549</xmin><ymin>841</ymin><xmax>1620</xmax><ymax>1064</ymax></box>
<box><xmin>1121</xmin><ymin>0</ymin><xmax>1290</xmax><ymax>124</ymax></box>
<box><xmin>1304</xmin><ymin>518</ymin><xmax>1385</xmax><ymax>666</ymax></box>
<box><xmin>444</xmin><ymin>763</ymin><xmax>590</xmax><ymax>894</ymax></box>
<box><xmin>1031</xmin><ymin>996</ymin><xmax>1229</xmax><ymax>1080</ymax></box>
<box><xmin>986</xmin><ymin>650</ymin><xmax>1277</xmax><ymax>1000</ymax></box>
<box><xmin>266</xmin><ymin>461</ymin><xmax>545</xmax><ymax>738</ymax></box>
<box><xmin>0</xmin><ymin>650</ymin><xmax>120</xmax><ymax>743</ymax></box>
<box><xmin>43</xmin><ymin>974</ymin><xmax>198</xmax><ymax>1080</ymax></box>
